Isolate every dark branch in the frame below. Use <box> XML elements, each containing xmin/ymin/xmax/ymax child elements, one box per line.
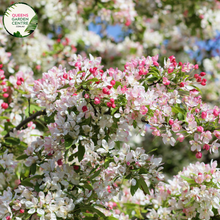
<box><xmin>89</xmin><ymin>101</ymin><xmax>98</xmax><ymax>116</ymax></box>
<box><xmin>141</xmin><ymin>117</ymin><xmax>186</xmax><ymax>130</ymax></box>
<box><xmin>4</xmin><ymin>109</ymin><xmax>46</xmax><ymax>138</ymax></box>
<box><xmin>147</xmin><ymin>79</ymin><xmax>162</xmax><ymax>86</ymax></box>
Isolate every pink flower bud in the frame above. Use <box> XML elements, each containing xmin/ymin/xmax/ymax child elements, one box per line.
<box><xmin>110</xmin><ymin>80</ymin><xmax>115</xmax><ymax>86</ymax></box>
<box><xmin>16</xmin><ymin>80</ymin><xmax>22</xmax><ymax>86</ymax></box>
<box><xmin>201</xmin><ymin>112</ymin><xmax>207</xmax><ymax>119</ymax></box>
<box><xmin>179</xmin><ymin>82</ymin><xmax>185</xmax><ymax>87</ymax></box>
<box><xmin>3</xmin><ymin>93</ymin><xmax>9</xmax><ymax>98</ymax></box>
<box><xmin>103</xmin><ymin>87</ymin><xmax>108</xmax><ymax>94</ymax></box>
<box><xmin>112</xmin><ymin>103</ymin><xmax>116</xmax><ymax>108</ymax></box>
<box><xmin>110</xmin><ymin>98</ymin><xmax>114</xmax><ymax>103</ymax></box>
<box><xmin>125</xmin><ymin>19</ymin><xmax>131</xmax><ymax>26</ymax></box>
<box><xmin>36</xmin><ymin>65</ymin><xmax>41</xmax><ymax>70</ymax></box>
<box><xmin>194</xmin><ymin>74</ymin><xmax>199</xmax><ymax>78</ymax></box>
<box><xmin>19</xmin><ymin>209</ymin><xmax>25</xmax><ymax>214</ymax></box>
<box><xmin>199</xmin><ymin>14</ymin><xmax>204</xmax><ymax>19</ymax></box>
<box><xmin>213</xmin><ymin>109</ymin><xmax>219</xmax><ymax>117</ymax></box>
<box><xmin>6</xmin><ymin>216</ymin><xmax>11</xmax><ymax>220</ymax></box>
<box><xmin>82</xmin><ymin>106</ymin><xmax>88</xmax><ymax>112</ymax></box>
<box><xmin>203</xmin><ymin>144</ymin><xmax>210</xmax><ymax>151</ymax></box>
<box><xmin>194</xmin><ymin>64</ymin><xmax>199</xmax><ymax>69</ymax></box>
<box><xmin>57</xmin><ymin>159</ymin><xmax>63</xmax><ymax>166</ymax></box>
<box><xmin>63</xmin><ymin>73</ymin><xmax>68</xmax><ymax>79</ymax></box>
<box><xmin>169</xmin><ymin>119</ymin><xmax>174</xmax><ymax>125</ymax></box>
<box><xmin>1</xmin><ymin>102</ymin><xmax>8</xmax><ymax>109</ymax></box>
<box><xmin>3</xmin><ymin>88</ymin><xmax>7</xmax><ymax>92</ymax></box>
<box><xmin>196</xmin><ymin>152</ymin><xmax>202</xmax><ymax>159</ymax></box>
<box><xmin>107</xmin><ymin>102</ymin><xmax>112</xmax><ymax>107</ymax></box>
<box><xmin>153</xmin><ymin>61</ymin><xmax>159</xmax><ymax>66</ymax></box>
<box><xmin>197</xmin><ymin>126</ymin><xmax>204</xmax><ymax>132</ymax></box>
<box><xmin>197</xmin><ymin>77</ymin><xmax>202</xmax><ymax>83</ymax></box>
<box><xmin>74</xmin><ymin>165</ymin><xmax>80</xmax><ymax>171</ymax></box>
<box><xmin>178</xmin><ymin>62</ymin><xmax>182</xmax><ymax>66</ymax></box>
<box><xmin>169</xmin><ymin>55</ymin><xmax>175</xmax><ymax>62</ymax></box>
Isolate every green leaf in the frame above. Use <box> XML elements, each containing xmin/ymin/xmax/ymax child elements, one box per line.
<box><xmin>87</xmin><ymin>77</ymin><xmax>99</xmax><ymax>83</ymax></box>
<box><xmin>65</xmin><ymin>136</ymin><xmax>73</xmax><ymax>150</ymax></box>
<box><xmin>80</xmin><ymin>205</ymin><xmax>105</xmax><ymax>218</ymax></box>
<box><xmin>29</xmin><ymin>175</ymin><xmax>44</xmax><ymax>180</ymax></box>
<box><xmin>30</xmin><ymin>163</ymin><xmax>36</xmax><ymax>175</ymax></box>
<box><xmin>20</xmin><ymin>179</ymin><xmax>34</xmax><ymax>187</ymax></box>
<box><xmin>5</xmin><ymin>137</ymin><xmax>20</xmax><ymax>145</ymax></box>
<box><xmin>25</xmin><ymin>14</ymin><xmax>38</xmax><ymax>32</ymax></box>
<box><xmin>147</xmin><ymin>76</ymin><xmax>158</xmax><ymax>83</ymax></box>
<box><xmin>184</xmin><ymin>197</ymin><xmax>195</xmax><ymax>208</ymax></box>
<box><xmin>83</xmin><ymin>182</ymin><xmax>93</xmax><ymax>191</ymax></box>
<box><xmin>25</xmin><ymin>104</ymin><xmax>42</xmax><ymax>116</ymax></box>
<box><xmin>106</xmin><ymin>217</ymin><xmax>119</xmax><ymax>220</ymax></box>
<box><xmin>130</xmin><ymin>180</ymin><xmax>139</xmax><ymax>196</ymax></box>
<box><xmin>104</xmin><ymin>158</ymin><xmax>114</xmax><ymax>169</ymax></box>
<box><xmin>177</xmin><ymin>112</ymin><xmax>184</xmax><ymax>120</ymax></box>
<box><xmin>90</xmin><ymin>169</ymin><xmax>101</xmax><ymax>180</ymax></box>
<box><xmin>35</xmin><ymin>119</ymin><xmax>47</xmax><ymax>130</ymax></box>
<box><xmin>113</xmin><ymin>81</ymin><xmax>122</xmax><ymax>89</ymax></box>
<box><xmin>0</xmin><ymin>116</ymin><xmax>9</xmax><ymax>120</ymax></box>
<box><xmin>181</xmin><ymin>175</ymin><xmax>195</xmax><ymax>184</ymax></box>
<box><xmin>130</xmin><ymin>48</ymin><xmax>137</xmax><ymax>54</ymax></box>
<box><xmin>78</xmin><ymin>144</ymin><xmax>85</xmax><ymax>162</ymax></box>
<box><xmin>44</xmin><ymin>111</ymin><xmax>56</xmax><ymax>124</ymax></box>
<box><xmin>125</xmin><ymin>173</ymin><xmax>132</xmax><ymax>179</ymax></box>
<box><xmin>172</xmin><ymin>106</ymin><xmax>185</xmax><ymax>115</ymax></box>
<box><xmin>16</xmin><ymin>154</ymin><xmax>28</xmax><ymax>160</ymax></box>
<box><xmin>139</xmin><ymin>177</ymin><xmax>150</xmax><ymax>195</ymax></box>
<box><xmin>68</xmin><ymin>154</ymin><xmax>75</xmax><ymax>162</ymax></box>
<box><xmin>133</xmin><ymin>120</ymin><xmax>137</xmax><ymax>128</ymax></box>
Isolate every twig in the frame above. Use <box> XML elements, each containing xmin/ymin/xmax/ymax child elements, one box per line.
<box><xmin>28</xmin><ymin>98</ymin><xmax>31</xmax><ymax>116</ymax></box>
<box><xmin>4</xmin><ymin>109</ymin><xmax>46</xmax><ymax>138</ymax></box>
<box><xmin>147</xmin><ymin>79</ymin><xmax>162</xmax><ymax>86</ymax></box>
<box><xmin>90</xmin><ymin>101</ymin><xmax>98</xmax><ymax>116</ymax></box>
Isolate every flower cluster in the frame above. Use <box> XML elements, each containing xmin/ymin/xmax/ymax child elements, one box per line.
<box><xmin>1</xmin><ymin>53</ymin><xmax>220</xmax><ymax>218</ymax></box>
<box><xmin>146</xmin><ymin>160</ymin><xmax>220</xmax><ymax>219</ymax></box>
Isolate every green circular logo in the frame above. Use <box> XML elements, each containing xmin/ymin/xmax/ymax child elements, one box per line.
<box><xmin>3</xmin><ymin>2</ymin><xmax>38</xmax><ymax>38</ymax></box>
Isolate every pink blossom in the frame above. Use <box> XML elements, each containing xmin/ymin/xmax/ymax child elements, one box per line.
<box><xmin>195</xmin><ymin>173</ymin><xmax>204</xmax><ymax>183</ymax></box>
<box><xmin>177</xmin><ymin>133</ymin><xmax>185</xmax><ymax>142</ymax></box>
<box><xmin>197</xmin><ymin>126</ymin><xmax>204</xmax><ymax>133</ymax></box>
<box><xmin>213</xmin><ymin>130</ymin><xmax>220</xmax><ymax>139</ymax></box>
<box><xmin>140</xmin><ymin>106</ymin><xmax>148</xmax><ymax>115</ymax></box>
<box><xmin>94</xmin><ymin>97</ymin><xmax>100</xmax><ymax>105</ymax></box>
<box><xmin>171</xmin><ymin>119</ymin><xmax>182</xmax><ymax>132</ymax></box>
<box><xmin>163</xmin><ymin>77</ymin><xmax>170</xmax><ymax>85</ymax></box>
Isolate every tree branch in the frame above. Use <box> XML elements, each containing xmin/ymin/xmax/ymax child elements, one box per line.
<box><xmin>4</xmin><ymin>109</ymin><xmax>46</xmax><ymax>138</ymax></box>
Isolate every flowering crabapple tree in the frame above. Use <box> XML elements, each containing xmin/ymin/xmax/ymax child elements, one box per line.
<box><xmin>1</xmin><ymin>52</ymin><xmax>220</xmax><ymax>219</ymax></box>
